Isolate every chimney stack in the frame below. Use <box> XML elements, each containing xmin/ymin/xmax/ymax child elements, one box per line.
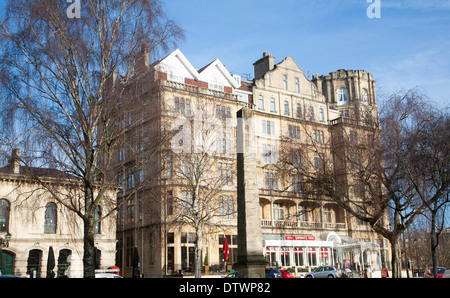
<box><xmin>135</xmin><ymin>44</ymin><xmax>150</xmax><ymax>75</ymax></box>
<box><xmin>9</xmin><ymin>148</ymin><xmax>20</xmax><ymax>174</ymax></box>
<box><xmin>253</xmin><ymin>51</ymin><xmax>275</xmax><ymax>80</ymax></box>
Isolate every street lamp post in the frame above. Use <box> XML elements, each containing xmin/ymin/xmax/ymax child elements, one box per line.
<box><xmin>414</xmin><ymin>238</ymin><xmax>420</xmax><ymax>277</ymax></box>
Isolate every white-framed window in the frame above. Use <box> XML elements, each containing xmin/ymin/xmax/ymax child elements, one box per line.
<box><xmin>209</xmin><ymin>82</ymin><xmax>224</xmax><ymax>91</ymax></box>
<box><xmin>361</xmin><ymin>88</ymin><xmax>368</xmax><ymax>104</ymax></box>
<box><xmin>233</xmin><ymin>74</ymin><xmax>241</xmax><ymax>85</ymax></box>
<box><xmin>218</xmin><ymin>162</ymin><xmax>233</xmax><ymax>185</ymax></box>
<box><xmin>295</xmin><ymin>77</ymin><xmax>300</xmax><ymax>92</ymax></box>
<box><xmin>313</xmin><ymin>130</ymin><xmax>324</xmax><ymax>143</ymax></box>
<box><xmin>292</xmin><ymin>175</ymin><xmax>303</xmax><ymax>192</ymax></box>
<box><xmin>289</xmin><ymin>148</ymin><xmax>301</xmax><ymax>166</ymax></box>
<box><xmin>314</xmin><ymin>152</ymin><xmax>323</xmax><ymax>169</ymax></box>
<box><xmin>336</xmin><ymin>88</ymin><xmax>349</xmax><ymax>105</ymax></box>
<box><xmin>167</xmin><ymin>73</ymin><xmax>185</xmax><ymax>83</ymax></box>
<box><xmin>309</xmin><ymin>106</ymin><xmax>315</xmax><ymax>121</ymax></box>
<box><xmin>174</xmin><ymin>98</ymin><xmax>191</xmax><ymax>115</ymax></box>
<box><xmin>298</xmin><ymin>205</ymin><xmax>308</xmax><ymax>222</ymax></box>
<box><xmin>270</xmin><ymin>97</ymin><xmax>276</xmax><ymax>112</ymax></box>
<box><xmin>182</xmin><ymin>191</ymin><xmax>194</xmax><ymax>215</ymax></box>
<box><xmin>283</xmin><ymin>75</ymin><xmax>288</xmax><ymax>90</ymax></box>
<box><xmin>259</xmin><ymin>95</ymin><xmax>264</xmax><ymax>110</ymax></box>
<box><xmin>273</xmin><ymin>203</ymin><xmax>284</xmax><ymax>220</ymax></box>
<box><xmin>323</xmin><ymin>207</ymin><xmax>332</xmax><ymax>223</ymax></box>
<box><xmin>288</xmin><ymin>125</ymin><xmax>300</xmax><ymax>139</ymax></box>
<box><xmin>216</xmin><ymin>105</ymin><xmax>231</xmax><ymax>120</ymax></box>
<box><xmin>219</xmin><ymin>196</ymin><xmax>234</xmax><ymax>219</ymax></box>
<box><xmin>216</xmin><ymin>132</ymin><xmax>232</xmax><ymax>153</ymax></box>
<box><xmin>262</xmin><ymin>120</ymin><xmax>275</xmax><ymax>135</ymax></box>
<box><xmin>284</xmin><ymin>101</ymin><xmax>289</xmax><ymax>115</ymax></box>
<box><xmin>265</xmin><ymin>172</ymin><xmax>278</xmax><ymax>190</ymax></box>
<box><xmin>262</xmin><ymin>144</ymin><xmax>277</xmax><ymax>164</ymax></box>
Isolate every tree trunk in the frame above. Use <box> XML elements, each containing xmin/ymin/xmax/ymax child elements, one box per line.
<box><xmin>83</xmin><ymin>185</ymin><xmax>96</xmax><ymax>278</ymax></box>
<box><xmin>83</xmin><ymin>216</ymin><xmax>96</xmax><ymax>278</ymax></box>
<box><xmin>430</xmin><ymin>210</ymin><xmax>438</xmax><ymax>278</ymax></box>
<box><xmin>390</xmin><ymin>239</ymin><xmax>402</xmax><ymax>278</ymax></box>
<box><xmin>194</xmin><ymin>227</ymin><xmax>203</xmax><ymax>278</ymax></box>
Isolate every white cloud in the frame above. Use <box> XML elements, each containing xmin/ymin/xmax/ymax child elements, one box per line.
<box><xmin>381</xmin><ymin>0</ymin><xmax>450</xmax><ymax>10</ymax></box>
<box><xmin>372</xmin><ymin>42</ymin><xmax>450</xmax><ymax>105</ymax></box>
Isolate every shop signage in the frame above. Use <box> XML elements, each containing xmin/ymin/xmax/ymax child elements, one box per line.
<box><xmin>285</xmin><ymin>235</ymin><xmax>315</xmax><ymax>241</ymax></box>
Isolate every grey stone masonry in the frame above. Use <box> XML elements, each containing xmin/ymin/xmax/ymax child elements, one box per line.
<box><xmin>235</xmin><ymin>108</ymin><xmax>267</xmax><ymax>278</ymax></box>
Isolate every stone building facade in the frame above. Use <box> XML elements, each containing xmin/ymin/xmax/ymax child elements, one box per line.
<box><xmin>110</xmin><ymin>49</ymin><xmax>390</xmax><ymax>277</ymax></box>
<box><xmin>0</xmin><ymin>149</ymin><xmax>117</xmax><ymax>278</ymax></box>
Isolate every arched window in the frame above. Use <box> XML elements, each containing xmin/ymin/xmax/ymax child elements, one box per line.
<box><xmin>336</xmin><ymin>88</ymin><xmax>349</xmax><ymax>105</ymax></box>
<box><xmin>27</xmin><ymin>249</ymin><xmax>43</xmax><ymax>278</ymax></box>
<box><xmin>57</xmin><ymin>249</ymin><xmax>72</xmax><ymax>278</ymax></box>
<box><xmin>0</xmin><ymin>199</ymin><xmax>10</xmax><ymax>233</ymax></box>
<box><xmin>44</xmin><ymin>202</ymin><xmax>57</xmax><ymax>234</ymax></box>
<box><xmin>95</xmin><ymin>206</ymin><xmax>101</xmax><ymax>234</ymax></box>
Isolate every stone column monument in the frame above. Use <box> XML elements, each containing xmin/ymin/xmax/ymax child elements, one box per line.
<box><xmin>235</xmin><ymin>108</ymin><xmax>266</xmax><ymax>278</ymax></box>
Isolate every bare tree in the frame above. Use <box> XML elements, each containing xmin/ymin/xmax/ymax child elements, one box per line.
<box><xmin>0</xmin><ymin>0</ymin><xmax>182</xmax><ymax>278</ymax></box>
<box><xmin>378</xmin><ymin>90</ymin><xmax>449</xmax><ymax>277</ymax></box>
<box><xmin>405</xmin><ymin>107</ymin><xmax>449</xmax><ymax>277</ymax></box>
<box><xmin>277</xmin><ymin>89</ymin><xmax>448</xmax><ymax>278</ymax></box>
<box><xmin>167</xmin><ymin>103</ymin><xmax>237</xmax><ymax>278</ymax></box>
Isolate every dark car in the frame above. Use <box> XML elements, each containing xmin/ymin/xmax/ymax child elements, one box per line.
<box><xmin>223</xmin><ymin>271</ymin><xmax>239</xmax><ymax>278</ymax></box>
<box><xmin>265</xmin><ymin>268</ymin><xmax>281</xmax><ymax>278</ymax></box>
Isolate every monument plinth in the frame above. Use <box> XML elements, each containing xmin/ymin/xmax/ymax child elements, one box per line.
<box><xmin>235</xmin><ymin>108</ymin><xmax>266</xmax><ymax>278</ymax></box>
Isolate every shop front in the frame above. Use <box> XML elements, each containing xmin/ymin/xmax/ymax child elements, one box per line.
<box><xmin>263</xmin><ymin>234</ymin><xmax>334</xmax><ymax>269</ymax></box>
<box><xmin>263</xmin><ymin>232</ymin><xmax>382</xmax><ymax>274</ymax></box>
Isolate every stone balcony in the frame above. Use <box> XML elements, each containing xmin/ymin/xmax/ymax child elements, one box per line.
<box><xmin>261</xmin><ymin>219</ymin><xmax>347</xmax><ymax>230</ymax></box>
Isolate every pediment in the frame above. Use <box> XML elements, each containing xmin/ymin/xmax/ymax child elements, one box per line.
<box><xmin>154</xmin><ymin>49</ymin><xmax>200</xmax><ymax>80</ymax></box>
<box><xmin>277</xmin><ymin>56</ymin><xmax>306</xmax><ymax>75</ymax></box>
<box><xmin>198</xmin><ymin>59</ymin><xmax>240</xmax><ymax>88</ymax></box>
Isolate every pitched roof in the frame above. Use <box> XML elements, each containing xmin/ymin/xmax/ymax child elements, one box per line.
<box><xmin>0</xmin><ymin>165</ymin><xmax>77</xmax><ymax>180</ymax></box>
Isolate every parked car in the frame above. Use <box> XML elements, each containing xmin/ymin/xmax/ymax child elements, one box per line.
<box><xmin>305</xmin><ymin>266</ymin><xmax>341</xmax><ymax>278</ymax></box>
<box><xmin>223</xmin><ymin>271</ymin><xmax>239</xmax><ymax>278</ymax></box>
<box><xmin>95</xmin><ymin>273</ymin><xmax>123</xmax><ymax>278</ymax></box>
<box><xmin>425</xmin><ymin>267</ymin><xmax>447</xmax><ymax>278</ymax></box>
<box><xmin>265</xmin><ymin>268</ymin><xmax>281</xmax><ymax>278</ymax></box>
<box><xmin>280</xmin><ymin>269</ymin><xmax>294</xmax><ymax>278</ymax></box>
<box><xmin>443</xmin><ymin>269</ymin><xmax>450</xmax><ymax>278</ymax></box>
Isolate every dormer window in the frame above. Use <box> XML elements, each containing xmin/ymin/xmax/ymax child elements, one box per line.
<box><xmin>167</xmin><ymin>73</ymin><xmax>185</xmax><ymax>83</ymax></box>
<box><xmin>209</xmin><ymin>82</ymin><xmax>224</xmax><ymax>91</ymax></box>
<box><xmin>336</xmin><ymin>88</ymin><xmax>349</xmax><ymax>106</ymax></box>
<box><xmin>232</xmin><ymin>74</ymin><xmax>241</xmax><ymax>85</ymax></box>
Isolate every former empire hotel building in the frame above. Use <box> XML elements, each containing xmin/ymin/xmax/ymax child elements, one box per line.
<box><xmin>108</xmin><ymin>49</ymin><xmax>390</xmax><ymax>277</ymax></box>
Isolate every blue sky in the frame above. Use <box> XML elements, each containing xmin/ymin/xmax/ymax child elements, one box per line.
<box><xmin>162</xmin><ymin>0</ymin><xmax>450</xmax><ymax>106</ymax></box>
<box><xmin>0</xmin><ymin>1</ymin><xmax>448</xmax><ymax>105</ymax></box>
